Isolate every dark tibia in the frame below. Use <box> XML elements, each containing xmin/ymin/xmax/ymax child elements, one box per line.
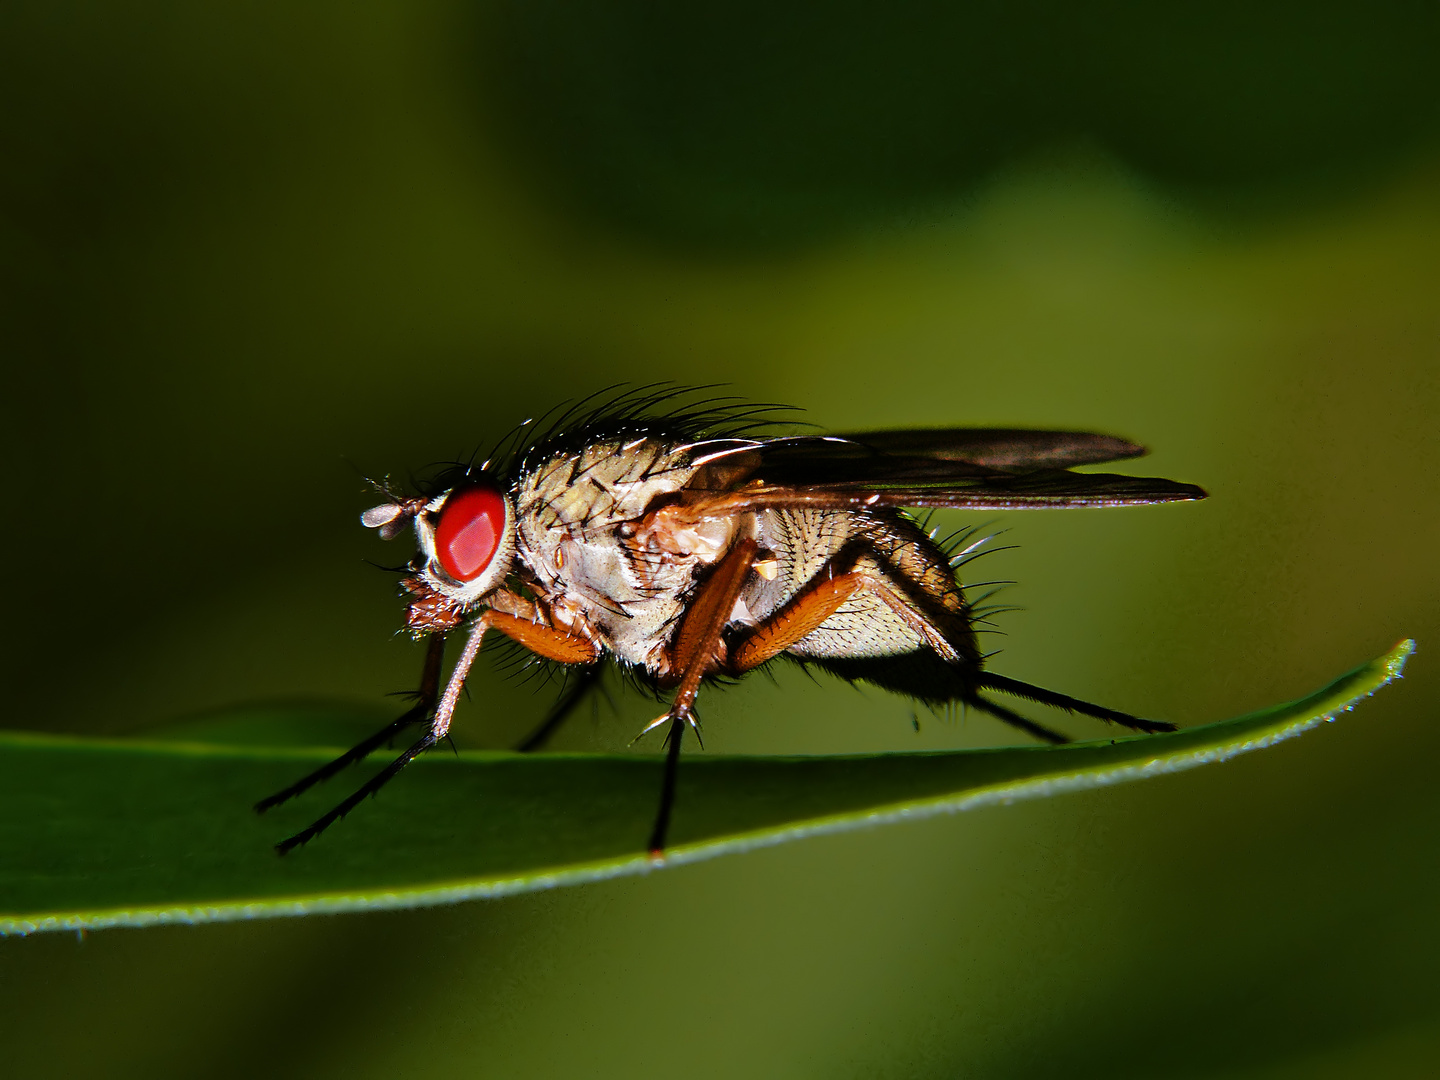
<box><xmin>975</xmin><ymin>672</ymin><xmax>1176</xmax><ymax>734</ymax></box>
<box><xmin>254</xmin><ymin>634</ymin><xmax>446</xmax><ymax>814</ymax></box>
<box><xmin>647</xmin><ymin>714</ymin><xmax>687</xmax><ymax>856</ymax></box>
<box><xmin>514</xmin><ymin>664</ymin><xmax>604</xmax><ymax>752</ymax></box>
<box><xmin>963</xmin><ymin>694</ymin><xmax>1070</xmax><ymax>745</ymax></box>
<box><xmin>254</xmin><ymin>700</ymin><xmax>428</xmax><ymax>813</ymax></box>
<box><xmin>275</xmin><ymin>732</ymin><xmax>438</xmax><ymax>855</ymax></box>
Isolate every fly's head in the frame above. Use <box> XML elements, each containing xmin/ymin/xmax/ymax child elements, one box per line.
<box><xmin>361</xmin><ymin>481</ymin><xmax>517</xmax><ymax>635</ymax></box>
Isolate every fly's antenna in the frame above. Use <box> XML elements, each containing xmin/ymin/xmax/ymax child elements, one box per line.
<box><xmin>364</xmin><ymin>474</ymin><xmax>408</xmax><ymax>503</ymax></box>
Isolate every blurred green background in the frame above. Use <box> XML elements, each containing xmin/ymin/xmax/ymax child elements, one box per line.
<box><xmin>2</xmin><ymin>2</ymin><xmax>1439</xmax><ymax>1077</ymax></box>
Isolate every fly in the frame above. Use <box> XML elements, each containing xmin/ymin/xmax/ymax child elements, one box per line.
<box><xmin>256</xmin><ymin>388</ymin><xmax>1207</xmax><ymax>856</ymax></box>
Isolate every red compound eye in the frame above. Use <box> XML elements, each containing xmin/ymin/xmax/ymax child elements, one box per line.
<box><xmin>433</xmin><ymin>486</ymin><xmax>507</xmax><ymax>583</ymax></box>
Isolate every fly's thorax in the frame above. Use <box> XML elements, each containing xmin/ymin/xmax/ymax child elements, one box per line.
<box><xmin>516</xmin><ymin>438</ymin><xmax>689</xmax><ymax>519</ymax></box>
<box><xmin>512</xmin><ymin>438</ymin><xmax>737</xmax><ymax>669</ymax></box>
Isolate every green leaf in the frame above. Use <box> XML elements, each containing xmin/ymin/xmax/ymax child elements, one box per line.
<box><xmin>0</xmin><ymin>641</ymin><xmax>1413</xmax><ymax>935</ymax></box>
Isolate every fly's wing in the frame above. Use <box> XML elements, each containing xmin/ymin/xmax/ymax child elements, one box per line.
<box><xmin>681</xmin><ymin>428</ymin><xmax>1205</xmax><ymax>513</ymax></box>
<box><xmin>680</xmin><ymin>471</ymin><xmax>1206</xmax><ymax>514</ymax></box>
<box><xmin>817</xmin><ymin>428</ymin><xmax>1146</xmax><ymax>470</ymax></box>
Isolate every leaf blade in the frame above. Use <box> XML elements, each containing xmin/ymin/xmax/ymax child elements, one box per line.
<box><xmin>0</xmin><ymin>640</ymin><xmax>1413</xmax><ymax>935</ymax></box>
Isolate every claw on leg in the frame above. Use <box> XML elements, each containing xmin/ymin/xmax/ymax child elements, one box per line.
<box><xmin>632</xmin><ymin>712</ymin><xmax>672</xmax><ymax>744</ymax></box>
<box><xmin>632</xmin><ymin>706</ymin><xmax>701</xmax><ymax>746</ymax></box>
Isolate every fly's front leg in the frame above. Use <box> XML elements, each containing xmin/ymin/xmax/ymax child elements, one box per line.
<box><xmin>643</xmin><ymin>537</ymin><xmax>759</xmax><ymax>857</ymax></box>
<box><xmin>483</xmin><ymin>609</ymin><xmax>606</xmax><ymax>750</ymax></box>
<box><xmin>459</xmin><ymin>585</ymin><xmax>608</xmax><ymax>750</ymax></box>
<box><xmin>265</xmin><ymin>602</ymin><xmax>601</xmax><ymax>854</ymax></box>
<box><xmin>255</xmin><ymin>633</ymin><xmax>448</xmax><ymax>815</ymax></box>
<box><xmin>485</xmin><ymin>610</ymin><xmax>601</xmax><ymax>665</ymax></box>
<box><xmin>267</xmin><ymin>616</ymin><xmax>492</xmax><ymax>853</ymax></box>
<box><xmin>428</xmin><ymin>611</ymin><xmax>603</xmax><ymax>749</ymax></box>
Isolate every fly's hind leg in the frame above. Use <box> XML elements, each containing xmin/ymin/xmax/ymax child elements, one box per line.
<box><xmin>728</xmin><ymin>544</ymin><xmax>1072</xmax><ymax>745</ymax></box>
<box><xmin>972</xmin><ymin>671</ymin><xmax>1175</xmax><ymax>735</ymax></box>
<box><xmin>728</xmin><ymin>571</ymin><xmax>868</xmax><ymax>672</ymax></box>
<box><xmin>958</xmin><ymin>692</ymin><xmax>1070</xmax><ymax>745</ymax></box>
<box><xmin>730</xmin><ymin>542</ymin><xmax>970</xmax><ymax>671</ymax></box>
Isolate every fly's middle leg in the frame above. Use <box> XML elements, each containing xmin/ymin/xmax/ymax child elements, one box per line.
<box><xmin>514</xmin><ymin>664</ymin><xmax>606</xmax><ymax>752</ymax></box>
<box><xmin>260</xmin><ymin>600</ymin><xmax>602</xmax><ymax>853</ymax></box>
<box><xmin>643</xmin><ymin>537</ymin><xmax>759</xmax><ymax>857</ymax></box>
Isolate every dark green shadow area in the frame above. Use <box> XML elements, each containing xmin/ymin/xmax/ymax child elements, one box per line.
<box><xmin>0</xmin><ymin>640</ymin><xmax>1411</xmax><ymax>935</ymax></box>
<box><xmin>477</xmin><ymin>1</ymin><xmax>1440</xmax><ymax>248</ymax></box>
